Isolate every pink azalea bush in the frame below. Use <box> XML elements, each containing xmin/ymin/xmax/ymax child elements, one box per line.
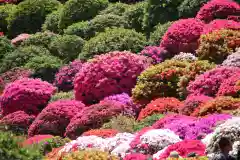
<box><xmin>54</xmin><ymin>60</ymin><xmax>84</xmax><ymax>92</ymax></box>
<box><xmin>187</xmin><ymin>66</ymin><xmax>240</xmax><ymax>97</ymax></box>
<box><xmin>228</xmin><ymin>15</ymin><xmax>240</xmax><ymax>22</ymax></box>
<box><xmin>123</xmin><ymin>153</ymin><xmax>151</xmax><ymax>160</ymax></box>
<box><xmin>0</xmin><ymin>78</ymin><xmax>56</xmax><ymax>116</ymax></box>
<box><xmin>65</xmin><ymin>100</ymin><xmax>124</xmax><ymax>139</ymax></box>
<box><xmin>22</xmin><ymin>134</ymin><xmax>53</xmax><ymax>146</ymax></box>
<box><xmin>196</xmin><ymin>0</ymin><xmax>240</xmax><ymax>23</ymax></box>
<box><xmin>202</xmin><ymin>19</ymin><xmax>240</xmax><ymax>34</ymax></box>
<box><xmin>11</xmin><ymin>33</ymin><xmax>30</xmax><ymax>45</ymax></box>
<box><xmin>28</xmin><ymin>100</ymin><xmax>85</xmax><ymax>137</ymax></box>
<box><xmin>0</xmin><ymin>111</ymin><xmax>35</xmax><ymax>133</ymax></box>
<box><xmin>74</xmin><ymin>51</ymin><xmax>152</xmax><ymax>104</ymax></box>
<box><xmin>160</xmin><ymin>18</ymin><xmax>205</xmax><ymax>54</ymax></box>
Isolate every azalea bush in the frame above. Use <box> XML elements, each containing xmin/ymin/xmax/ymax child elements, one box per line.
<box><xmin>22</xmin><ymin>135</ymin><xmax>53</xmax><ymax>146</ymax></box>
<box><xmin>222</xmin><ymin>48</ymin><xmax>240</xmax><ymax>67</ymax></box>
<box><xmin>82</xmin><ymin>129</ymin><xmax>118</xmax><ymax>138</ymax></box>
<box><xmin>11</xmin><ymin>33</ymin><xmax>30</xmax><ymax>45</ymax></box>
<box><xmin>217</xmin><ymin>74</ymin><xmax>240</xmax><ymax>97</ymax></box>
<box><xmin>172</xmin><ymin>52</ymin><xmax>198</xmax><ymax>62</ymax></box>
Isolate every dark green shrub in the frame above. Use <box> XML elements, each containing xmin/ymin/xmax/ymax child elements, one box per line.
<box><xmin>42</xmin><ymin>7</ymin><xmax>63</xmax><ymax>34</ymax></box>
<box><xmin>149</xmin><ymin>22</ymin><xmax>173</xmax><ymax>45</ymax></box>
<box><xmin>0</xmin><ymin>131</ymin><xmax>42</xmax><ymax>160</ymax></box>
<box><xmin>123</xmin><ymin>1</ymin><xmax>146</xmax><ymax>32</ymax></box>
<box><xmin>25</xmin><ymin>55</ymin><xmax>62</xmax><ymax>83</ymax></box>
<box><xmin>0</xmin><ymin>4</ymin><xmax>16</xmax><ymax>34</ymax></box>
<box><xmin>50</xmin><ymin>91</ymin><xmax>74</xmax><ymax>102</ymax></box>
<box><xmin>0</xmin><ymin>36</ymin><xmax>15</xmax><ymax>61</ymax></box>
<box><xmin>7</xmin><ymin>0</ymin><xmax>61</xmax><ymax>38</ymax></box>
<box><xmin>58</xmin><ymin>0</ymin><xmax>108</xmax><ymax>29</ymax></box>
<box><xmin>133</xmin><ymin>114</ymin><xmax>164</xmax><ymax>131</ymax></box>
<box><xmin>99</xmin><ymin>2</ymin><xmax>129</xmax><ymax>16</ymax></box>
<box><xmin>79</xmin><ymin>28</ymin><xmax>147</xmax><ymax>60</ymax></box>
<box><xmin>0</xmin><ymin>45</ymin><xmax>50</xmax><ymax>73</ymax></box>
<box><xmin>49</xmin><ymin>35</ymin><xmax>84</xmax><ymax>62</ymax></box>
<box><xmin>178</xmin><ymin>0</ymin><xmax>209</xmax><ymax>18</ymax></box>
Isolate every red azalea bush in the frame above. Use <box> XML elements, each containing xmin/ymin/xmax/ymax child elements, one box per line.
<box><xmin>74</xmin><ymin>51</ymin><xmax>152</xmax><ymax>104</ymax></box>
<box><xmin>196</xmin><ymin>0</ymin><xmax>240</xmax><ymax>23</ymax></box>
<box><xmin>0</xmin><ymin>78</ymin><xmax>56</xmax><ymax>116</ymax></box>
<box><xmin>187</xmin><ymin>66</ymin><xmax>240</xmax><ymax>97</ymax></box>
<box><xmin>191</xmin><ymin>96</ymin><xmax>240</xmax><ymax>116</ymax></box>
<box><xmin>65</xmin><ymin>100</ymin><xmax>124</xmax><ymax>139</ymax></box>
<box><xmin>11</xmin><ymin>33</ymin><xmax>30</xmax><ymax>45</ymax></box>
<box><xmin>137</xmin><ymin>98</ymin><xmax>183</xmax><ymax>120</ymax></box>
<box><xmin>123</xmin><ymin>153</ymin><xmax>151</xmax><ymax>160</ymax></box>
<box><xmin>22</xmin><ymin>134</ymin><xmax>53</xmax><ymax>146</ymax></box>
<box><xmin>54</xmin><ymin>60</ymin><xmax>84</xmax><ymax>92</ymax></box>
<box><xmin>157</xmin><ymin>140</ymin><xmax>206</xmax><ymax>159</ymax></box>
<box><xmin>228</xmin><ymin>15</ymin><xmax>240</xmax><ymax>22</ymax></box>
<box><xmin>160</xmin><ymin>18</ymin><xmax>205</xmax><ymax>54</ymax></box>
<box><xmin>202</xmin><ymin>19</ymin><xmax>240</xmax><ymax>34</ymax></box>
<box><xmin>0</xmin><ymin>111</ymin><xmax>35</xmax><ymax>134</ymax></box>
<box><xmin>179</xmin><ymin>95</ymin><xmax>213</xmax><ymax>115</ymax></box>
<box><xmin>0</xmin><ymin>0</ymin><xmax>22</xmax><ymax>4</ymax></box>
<box><xmin>0</xmin><ymin>32</ymin><xmax>4</xmax><ymax>36</ymax></box>
<box><xmin>82</xmin><ymin>129</ymin><xmax>118</xmax><ymax>138</ymax></box>
<box><xmin>28</xmin><ymin>100</ymin><xmax>85</xmax><ymax>137</ymax></box>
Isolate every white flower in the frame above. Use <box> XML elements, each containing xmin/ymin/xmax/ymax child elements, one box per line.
<box><xmin>111</xmin><ymin>141</ymin><xmax>132</xmax><ymax>158</ymax></box>
<box><xmin>230</xmin><ymin>141</ymin><xmax>240</xmax><ymax>158</ymax></box>
<box><xmin>172</xmin><ymin>52</ymin><xmax>198</xmax><ymax>62</ymax></box>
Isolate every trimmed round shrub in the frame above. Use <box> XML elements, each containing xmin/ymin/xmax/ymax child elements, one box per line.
<box><xmin>80</xmin><ymin>28</ymin><xmax>147</xmax><ymax>60</ymax></box>
<box><xmin>160</xmin><ymin>18</ymin><xmax>205</xmax><ymax>54</ymax></box>
<box><xmin>149</xmin><ymin>22</ymin><xmax>173</xmax><ymax>46</ymax></box>
<box><xmin>0</xmin><ymin>78</ymin><xmax>56</xmax><ymax>116</ymax></box>
<box><xmin>0</xmin><ymin>36</ymin><xmax>14</xmax><ymax>61</ymax></box>
<box><xmin>157</xmin><ymin>140</ymin><xmax>206</xmax><ymax>159</ymax></box>
<box><xmin>178</xmin><ymin>0</ymin><xmax>209</xmax><ymax>18</ymax></box>
<box><xmin>11</xmin><ymin>33</ymin><xmax>30</xmax><ymax>46</ymax></box>
<box><xmin>65</xmin><ymin>100</ymin><xmax>124</xmax><ymax>139</ymax></box>
<box><xmin>217</xmin><ymin>74</ymin><xmax>240</xmax><ymax>97</ymax></box>
<box><xmin>101</xmin><ymin>115</ymin><xmax>137</xmax><ymax>133</ymax></box>
<box><xmin>28</xmin><ymin>100</ymin><xmax>85</xmax><ymax>137</ymax></box>
<box><xmin>202</xmin><ymin>19</ymin><xmax>240</xmax><ymax>34</ymax></box>
<box><xmin>22</xmin><ymin>135</ymin><xmax>53</xmax><ymax>146</ymax></box>
<box><xmin>99</xmin><ymin>2</ymin><xmax>129</xmax><ymax>16</ymax></box>
<box><xmin>196</xmin><ymin>0</ymin><xmax>240</xmax><ymax>23</ymax></box>
<box><xmin>133</xmin><ymin>114</ymin><xmax>164</xmax><ymax>131</ymax></box>
<box><xmin>191</xmin><ymin>96</ymin><xmax>240</xmax><ymax>116</ymax></box>
<box><xmin>7</xmin><ymin>0</ymin><xmax>61</xmax><ymax>37</ymax></box>
<box><xmin>62</xmin><ymin>150</ymin><xmax>119</xmax><ymax>160</ymax></box>
<box><xmin>228</xmin><ymin>15</ymin><xmax>240</xmax><ymax>22</ymax></box>
<box><xmin>222</xmin><ymin>48</ymin><xmax>240</xmax><ymax>67</ymax></box>
<box><xmin>197</xmin><ymin>29</ymin><xmax>240</xmax><ymax>64</ymax></box>
<box><xmin>58</xmin><ymin>0</ymin><xmax>108</xmax><ymax>29</ymax></box>
<box><xmin>187</xmin><ymin>66</ymin><xmax>240</xmax><ymax>97</ymax></box>
<box><xmin>75</xmin><ymin>51</ymin><xmax>151</xmax><ymax>104</ymax></box>
<box><xmin>172</xmin><ymin>52</ymin><xmax>198</xmax><ymax>62</ymax></box>
<box><xmin>140</xmin><ymin>46</ymin><xmax>172</xmax><ymax>64</ymax></box>
<box><xmin>54</xmin><ymin>60</ymin><xmax>83</xmax><ymax>92</ymax></box>
<box><xmin>82</xmin><ymin>129</ymin><xmax>118</xmax><ymax>138</ymax></box>
<box><xmin>0</xmin><ymin>111</ymin><xmax>35</xmax><ymax>134</ymax></box>
<box><xmin>109</xmin><ymin>0</ymin><xmax>143</xmax><ymax>3</ymax></box>
<box><xmin>0</xmin><ymin>4</ymin><xmax>16</xmax><ymax>34</ymax></box>
<box><xmin>0</xmin><ymin>45</ymin><xmax>50</xmax><ymax>73</ymax></box>
<box><xmin>137</xmin><ymin>97</ymin><xmax>183</xmax><ymax>120</ymax></box>
<box><xmin>180</xmin><ymin>95</ymin><xmax>213</xmax><ymax>115</ymax></box>
<box><xmin>42</xmin><ymin>7</ymin><xmax>62</xmax><ymax>34</ymax></box>
<box><xmin>50</xmin><ymin>91</ymin><xmax>74</xmax><ymax>102</ymax></box>
<box><xmin>0</xmin><ymin>131</ymin><xmax>43</xmax><ymax>160</ymax></box>
<box><xmin>49</xmin><ymin>35</ymin><xmax>84</xmax><ymax>62</ymax></box>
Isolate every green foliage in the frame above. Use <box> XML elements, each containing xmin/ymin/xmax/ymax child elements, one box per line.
<box><xmin>42</xmin><ymin>7</ymin><xmax>63</xmax><ymax>34</ymax></box>
<box><xmin>133</xmin><ymin>114</ymin><xmax>164</xmax><ymax>131</ymax></box>
<box><xmin>178</xmin><ymin>0</ymin><xmax>209</xmax><ymax>18</ymax></box>
<box><xmin>99</xmin><ymin>2</ymin><xmax>129</xmax><ymax>16</ymax></box>
<box><xmin>50</xmin><ymin>91</ymin><xmax>74</xmax><ymax>102</ymax></box>
<box><xmin>123</xmin><ymin>1</ymin><xmax>146</xmax><ymax>32</ymax></box>
<box><xmin>0</xmin><ymin>4</ymin><xmax>16</xmax><ymax>34</ymax></box>
<box><xmin>80</xmin><ymin>28</ymin><xmax>147</xmax><ymax>60</ymax></box>
<box><xmin>101</xmin><ymin>115</ymin><xmax>137</xmax><ymax>133</ymax></box>
<box><xmin>0</xmin><ymin>45</ymin><xmax>50</xmax><ymax>73</ymax></box>
<box><xmin>59</xmin><ymin>0</ymin><xmax>109</xmax><ymax>29</ymax></box>
<box><xmin>0</xmin><ymin>131</ymin><xmax>42</xmax><ymax>160</ymax></box>
<box><xmin>149</xmin><ymin>22</ymin><xmax>173</xmax><ymax>45</ymax></box>
<box><xmin>0</xmin><ymin>36</ymin><xmax>15</xmax><ymax>61</ymax></box>
<box><xmin>49</xmin><ymin>35</ymin><xmax>85</xmax><ymax>62</ymax></box>
<box><xmin>7</xmin><ymin>0</ymin><xmax>61</xmax><ymax>38</ymax></box>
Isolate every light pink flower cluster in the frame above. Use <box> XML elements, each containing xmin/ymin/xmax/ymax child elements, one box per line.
<box><xmin>11</xmin><ymin>33</ymin><xmax>30</xmax><ymax>45</ymax></box>
<box><xmin>0</xmin><ymin>78</ymin><xmax>56</xmax><ymax>116</ymax></box>
<box><xmin>74</xmin><ymin>51</ymin><xmax>152</xmax><ymax>104</ymax></box>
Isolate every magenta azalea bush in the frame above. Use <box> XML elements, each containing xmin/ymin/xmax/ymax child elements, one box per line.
<box><xmin>196</xmin><ymin>0</ymin><xmax>240</xmax><ymax>23</ymax></box>
<box><xmin>187</xmin><ymin>66</ymin><xmax>240</xmax><ymax>97</ymax></box>
<box><xmin>28</xmin><ymin>100</ymin><xmax>85</xmax><ymax>137</ymax></box>
<box><xmin>160</xmin><ymin>18</ymin><xmax>204</xmax><ymax>54</ymax></box>
<box><xmin>54</xmin><ymin>60</ymin><xmax>84</xmax><ymax>92</ymax></box>
<box><xmin>65</xmin><ymin>100</ymin><xmax>124</xmax><ymax>139</ymax></box>
<box><xmin>217</xmin><ymin>74</ymin><xmax>240</xmax><ymax>97</ymax></box>
<box><xmin>0</xmin><ymin>78</ymin><xmax>56</xmax><ymax>116</ymax></box>
<box><xmin>74</xmin><ymin>51</ymin><xmax>152</xmax><ymax>104</ymax></box>
<box><xmin>123</xmin><ymin>153</ymin><xmax>151</xmax><ymax>160</ymax></box>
